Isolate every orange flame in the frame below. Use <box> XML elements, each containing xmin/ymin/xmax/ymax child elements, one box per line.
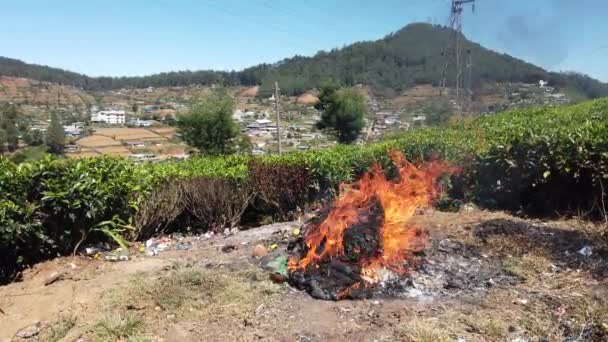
<box><xmin>289</xmin><ymin>151</ymin><xmax>455</xmax><ymax>284</ymax></box>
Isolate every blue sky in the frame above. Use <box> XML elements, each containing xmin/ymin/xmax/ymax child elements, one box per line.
<box><xmin>1</xmin><ymin>0</ymin><xmax>607</xmax><ymax>81</ymax></box>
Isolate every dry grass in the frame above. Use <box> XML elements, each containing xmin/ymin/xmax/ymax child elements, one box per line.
<box><xmin>94</xmin><ymin>313</ymin><xmax>143</xmax><ymax>340</ymax></box>
<box><xmin>105</xmin><ymin>265</ymin><xmax>283</xmax><ymax>323</ymax></box>
<box><xmin>503</xmin><ymin>253</ymin><xmax>552</xmax><ymax>281</ymax></box>
<box><xmin>77</xmin><ymin>135</ymin><xmax>122</xmax><ymax>147</ymax></box>
<box><xmin>95</xmin><ymin>128</ymin><xmax>162</xmax><ymax>141</ymax></box>
<box><xmin>393</xmin><ymin>318</ymin><xmax>454</xmax><ymax>342</ymax></box>
<box><xmin>38</xmin><ymin>315</ymin><xmax>77</xmax><ymax>342</ymax></box>
<box><xmin>94</xmin><ymin>146</ymin><xmax>131</xmax><ymax>155</ymax></box>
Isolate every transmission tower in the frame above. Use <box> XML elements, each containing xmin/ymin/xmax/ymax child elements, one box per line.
<box><xmin>439</xmin><ymin>0</ymin><xmax>475</xmax><ymax>117</ymax></box>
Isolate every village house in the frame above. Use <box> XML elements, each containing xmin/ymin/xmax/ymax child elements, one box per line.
<box><xmin>91</xmin><ymin>110</ymin><xmax>126</xmax><ymax>125</ymax></box>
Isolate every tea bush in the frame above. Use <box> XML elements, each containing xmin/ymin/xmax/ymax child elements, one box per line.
<box><xmin>1</xmin><ymin>98</ymin><xmax>607</xmax><ymax>282</ymax></box>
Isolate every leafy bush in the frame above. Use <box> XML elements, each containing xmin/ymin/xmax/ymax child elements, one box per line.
<box><xmin>1</xmin><ymin>98</ymin><xmax>608</xmax><ymax>283</ymax></box>
<box><xmin>248</xmin><ymin>159</ymin><xmax>315</xmax><ymax>220</ymax></box>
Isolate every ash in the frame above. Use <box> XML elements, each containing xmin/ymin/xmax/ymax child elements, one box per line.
<box><xmin>378</xmin><ymin>238</ymin><xmax>516</xmax><ymax>300</ymax></box>
<box><xmin>289</xmin><ymin>237</ymin><xmax>516</xmax><ymax>301</ymax></box>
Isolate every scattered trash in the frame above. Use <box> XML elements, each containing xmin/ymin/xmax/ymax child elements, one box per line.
<box><xmin>269</xmin><ymin>244</ymin><xmax>278</xmax><ymax>251</ymax></box>
<box><xmin>516</xmin><ymin>299</ymin><xmax>528</xmax><ymax>305</ymax></box>
<box><xmin>175</xmin><ymin>242</ymin><xmax>192</xmax><ymax>250</ymax></box>
<box><xmin>255</xmin><ymin>304</ymin><xmax>265</xmax><ymax>315</ymax></box>
<box><xmin>146</xmin><ymin>237</ymin><xmax>173</xmax><ymax>251</ymax></box>
<box><xmin>457</xmin><ymin>338</ymin><xmax>466</xmax><ymax>342</ymax></box>
<box><xmin>511</xmin><ymin>338</ymin><xmax>528</xmax><ymax>342</ymax></box>
<box><xmin>203</xmin><ymin>231</ymin><xmax>215</xmax><ymax>239</ymax></box>
<box><xmin>15</xmin><ymin>321</ymin><xmax>49</xmax><ymax>339</ymax></box>
<box><xmin>461</xmin><ymin>203</ymin><xmax>477</xmax><ymax>212</ymax></box>
<box><xmin>293</xmin><ymin>228</ymin><xmax>300</xmax><ymax>236</ymax></box>
<box><xmin>43</xmin><ymin>272</ymin><xmax>63</xmax><ymax>286</ymax></box>
<box><xmin>270</xmin><ymin>273</ymin><xmax>288</xmax><ymax>283</ymax></box>
<box><xmin>84</xmin><ymin>246</ymin><xmax>102</xmax><ymax>256</ymax></box>
<box><xmin>221</xmin><ymin>244</ymin><xmax>237</xmax><ymax>253</ymax></box>
<box><xmin>145</xmin><ymin>248</ymin><xmax>158</xmax><ymax>256</ymax></box>
<box><xmin>578</xmin><ymin>245</ymin><xmax>593</xmax><ymax>257</ymax></box>
<box><xmin>264</xmin><ymin>255</ymin><xmax>288</xmax><ymax>277</ymax></box>
<box><xmin>103</xmin><ymin>250</ymin><xmax>129</xmax><ymax>262</ymax></box>
<box><xmin>252</xmin><ymin>244</ymin><xmax>268</xmax><ymax>258</ymax></box>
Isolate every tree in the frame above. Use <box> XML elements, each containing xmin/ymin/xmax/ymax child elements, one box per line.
<box><xmin>316</xmin><ymin>88</ymin><xmax>366</xmax><ymax>144</ymax></box>
<box><xmin>423</xmin><ymin>99</ymin><xmax>454</xmax><ymax>126</ymax></box>
<box><xmin>176</xmin><ymin>89</ymin><xmax>239</xmax><ymax>155</ymax></box>
<box><xmin>46</xmin><ymin>112</ymin><xmax>65</xmax><ymax>154</ymax></box>
<box><xmin>1</xmin><ymin>104</ymin><xmax>19</xmax><ymax>152</ymax></box>
<box><xmin>0</xmin><ymin>129</ymin><xmax>6</xmax><ymax>154</ymax></box>
<box><xmin>314</xmin><ymin>80</ymin><xmax>340</xmax><ymax>111</ymax></box>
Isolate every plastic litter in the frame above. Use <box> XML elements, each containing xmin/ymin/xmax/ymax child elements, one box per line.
<box><xmin>84</xmin><ymin>247</ymin><xmax>102</xmax><ymax>256</ymax></box>
<box><xmin>15</xmin><ymin>321</ymin><xmax>49</xmax><ymax>338</ymax></box>
<box><xmin>511</xmin><ymin>338</ymin><xmax>528</xmax><ymax>342</ymax></box>
<box><xmin>578</xmin><ymin>245</ymin><xmax>593</xmax><ymax>257</ymax></box>
<box><xmin>265</xmin><ymin>255</ymin><xmax>288</xmax><ymax>277</ymax></box>
<box><xmin>175</xmin><ymin>242</ymin><xmax>192</xmax><ymax>250</ymax></box>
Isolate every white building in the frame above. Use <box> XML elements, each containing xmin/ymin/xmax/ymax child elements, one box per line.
<box><xmin>91</xmin><ymin>110</ymin><xmax>126</xmax><ymax>125</ymax></box>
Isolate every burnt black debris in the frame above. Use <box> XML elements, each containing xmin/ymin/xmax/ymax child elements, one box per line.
<box><xmin>288</xmin><ymin>198</ymin><xmax>386</xmax><ymax>300</ymax></box>
<box><xmin>288</xmin><ymin>202</ymin><xmax>517</xmax><ymax>301</ymax></box>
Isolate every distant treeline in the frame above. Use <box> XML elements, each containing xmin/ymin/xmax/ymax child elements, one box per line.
<box><xmin>1</xmin><ymin>23</ymin><xmax>607</xmax><ymax>99</ymax></box>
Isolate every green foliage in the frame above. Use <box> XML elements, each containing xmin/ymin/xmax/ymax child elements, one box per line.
<box><xmin>316</xmin><ymin>88</ymin><xmax>366</xmax><ymax>144</ymax></box>
<box><xmin>0</xmin><ymin>129</ymin><xmax>6</xmax><ymax>154</ymax></box>
<box><xmin>423</xmin><ymin>99</ymin><xmax>454</xmax><ymax>126</ymax></box>
<box><xmin>0</xmin><ymin>104</ymin><xmax>19</xmax><ymax>152</ymax></box>
<box><xmin>2</xmin><ymin>98</ymin><xmax>608</xmax><ymax>283</ymax></box>
<box><xmin>10</xmin><ymin>145</ymin><xmax>48</xmax><ymax>164</ymax></box>
<box><xmin>2</xmin><ymin>24</ymin><xmax>607</xmax><ymax>99</ymax></box>
<box><xmin>46</xmin><ymin>112</ymin><xmax>65</xmax><ymax>154</ymax></box>
<box><xmin>177</xmin><ymin>89</ymin><xmax>240</xmax><ymax>155</ymax></box>
<box><xmin>315</xmin><ymin>80</ymin><xmax>340</xmax><ymax>111</ymax></box>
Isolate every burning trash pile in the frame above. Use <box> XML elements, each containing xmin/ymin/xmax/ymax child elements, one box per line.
<box><xmin>287</xmin><ymin>151</ymin><xmax>459</xmax><ymax>300</ymax></box>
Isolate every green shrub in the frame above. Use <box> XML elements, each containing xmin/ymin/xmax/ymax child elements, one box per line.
<box><xmin>1</xmin><ymin>98</ymin><xmax>607</xmax><ymax>283</ymax></box>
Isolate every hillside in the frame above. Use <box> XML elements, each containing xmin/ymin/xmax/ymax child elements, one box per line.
<box><xmin>0</xmin><ymin>76</ymin><xmax>93</xmax><ymax>107</ymax></box>
<box><xmin>1</xmin><ymin>23</ymin><xmax>607</xmax><ymax>99</ymax></box>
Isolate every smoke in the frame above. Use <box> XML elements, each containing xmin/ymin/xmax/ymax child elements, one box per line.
<box><xmin>496</xmin><ymin>7</ymin><xmax>571</xmax><ymax>67</ymax></box>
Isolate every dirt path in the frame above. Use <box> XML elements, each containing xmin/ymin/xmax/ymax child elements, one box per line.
<box><xmin>1</xmin><ymin>210</ymin><xmax>606</xmax><ymax>341</ymax></box>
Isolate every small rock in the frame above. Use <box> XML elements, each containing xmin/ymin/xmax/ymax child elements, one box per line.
<box><xmin>252</xmin><ymin>244</ymin><xmax>268</xmax><ymax>258</ymax></box>
<box><xmin>516</xmin><ymin>299</ymin><xmax>528</xmax><ymax>305</ymax></box>
<box><xmin>44</xmin><ymin>272</ymin><xmax>63</xmax><ymax>286</ymax></box>
<box><xmin>221</xmin><ymin>245</ymin><xmax>237</xmax><ymax>253</ymax></box>
<box><xmin>15</xmin><ymin>321</ymin><xmax>49</xmax><ymax>338</ymax></box>
<box><xmin>167</xmin><ymin>314</ymin><xmax>176</xmax><ymax>320</ymax></box>
<box><xmin>269</xmin><ymin>273</ymin><xmax>287</xmax><ymax>283</ymax></box>
<box><xmin>154</xmin><ymin>306</ymin><xmax>161</xmax><ymax>311</ymax></box>
<box><xmin>372</xmin><ymin>300</ymin><xmax>381</xmax><ymax>305</ymax></box>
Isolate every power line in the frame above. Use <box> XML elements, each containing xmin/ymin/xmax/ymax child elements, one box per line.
<box><xmin>440</xmin><ymin>0</ymin><xmax>475</xmax><ymax>118</ymax></box>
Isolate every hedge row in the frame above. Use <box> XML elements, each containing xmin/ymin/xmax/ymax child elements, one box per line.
<box><xmin>1</xmin><ymin>98</ymin><xmax>607</xmax><ymax>281</ymax></box>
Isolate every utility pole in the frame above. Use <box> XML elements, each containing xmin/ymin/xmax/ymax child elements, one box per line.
<box><xmin>274</xmin><ymin>81</ymin><xmax>282</xmax><ymax>155</ymax></box>
<box><xmin>440</xmin><ymin>0</ymin><xmax>475</xmax><ymax>120</ymax></box>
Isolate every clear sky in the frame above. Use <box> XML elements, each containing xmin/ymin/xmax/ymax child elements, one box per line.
<box><xmin>1</xmin><ymin>0</ymin><xmax>606</xmax><ymax>81</ymax></box>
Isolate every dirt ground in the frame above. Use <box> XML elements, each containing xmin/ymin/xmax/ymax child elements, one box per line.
<box><xmin>1</xmin><ymin>209</ymin><xmax>607</xmax><ymax>342</ymax></box>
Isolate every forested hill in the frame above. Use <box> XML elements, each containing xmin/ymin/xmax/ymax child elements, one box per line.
<box><xmin>1</xmin><ymin>23</ymin><xmax>607</xmax><ymax>98</ymax></box>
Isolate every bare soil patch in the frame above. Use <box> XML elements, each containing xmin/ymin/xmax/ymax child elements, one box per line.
<box><xmin>76</xmin><ymin>135</ymin><xmax>121</xmax><ymax>148</ymax></box>
<box><xmin>94</xmin><ymin>128</ymin><xmax>163</xmax><ymax>141</ymax></box>
<box><xmin>2</xmin><ymin>210</ymin><xmax>606</xmax><ymax>341</ymax></box>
